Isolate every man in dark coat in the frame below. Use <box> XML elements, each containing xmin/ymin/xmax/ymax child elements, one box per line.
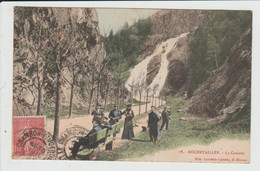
<box><xmin>70</xmin><ymin>120</ymin><xmax>112</xmax><ymax>158</ymax></box>
<box><xmin>109</xmin><ymin>105</ymin><xmax>122</xmax><ymax>125</ymax></box>
<box><xmin>160</xmin><ymin>106</ymin><xmax>172</xmax><ymax>131</ymax></box>
<box><xmin>91</xmin><ymin>104</ymin><xmax>104</xmax><ymax>126</ymax></box>
<box><xmin>148</xmin><ymin>106</ymin><xmax>161</xmax><ymax>142</ymax></box>
<box><xmin>121</xmin><ymin>103</ymin><xmax>135</xmax><ymax>139</ymax></box>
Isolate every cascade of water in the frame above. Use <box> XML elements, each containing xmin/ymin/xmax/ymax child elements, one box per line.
<box><xmin>125</xmin><ymin>32</ymin><xmax>188</xmax><ymax>96</ymax></box>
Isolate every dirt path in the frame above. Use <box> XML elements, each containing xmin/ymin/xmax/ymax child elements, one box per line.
<box><xmin>46</xmin><ymin>97</ymin><xmax>165</xmax><ymax>142</ymax></box>
<box><xmin>123</xmin><ymin>139</ymin><xmax>250</xmax><ymax>163</ymax></box>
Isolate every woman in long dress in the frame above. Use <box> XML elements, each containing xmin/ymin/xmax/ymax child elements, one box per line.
<box><xmin>121</xmin><ymin>104</ymin><xmax>135</xmax><ymax>139</ymax></box>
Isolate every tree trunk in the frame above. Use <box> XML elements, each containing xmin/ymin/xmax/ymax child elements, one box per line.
<box><xmin>145</xmin><ymin>91</ymin><xmax>149</xmax><ymax>113</ymax></box>
<box><xmin>104</xmin><ymin>92</ymin><xmax>108</xmax><ymax>112</ymax></box>
<box><xmin>88</xmin><ymin>74</ymin><xmax>95</xmax><ymax>115</ymax></box>
<box><xmin>36</xmin><ymin>83</ymin><xmax>42</xmax><ymax>116</ymax></box>
<box><xmin>117</xmin><ymin>84</ymin><xmax>120</xmax><ymax>106</ymax></box>
<box><xmin>68</xmin><ymin>81</ymin><xmax>74</xmax><ymax>118</ymax></box>
<box><xmin>139</xmin><ymin>92</ymin><xmax>141</xmax><ymax>114</ymax></box>
<box><xmin>155</xmin><ymin>95</ymin><xmax>157</xmax><ymax>108</ymax></box>
<box><xmin>53</xmin><ymin>68</ymin><xmax>63</xmax><ymax>142</ymax></box>
<box><xmin>88</xmin><ymin>86</ymin><xmax>94</xmax><ymax>115</ymax></box>
<box><xmin>96</xmin><ymin>74</ymin><xmax>101</xmax><ymax>106</ymax></box>
<box><xmin>152</xmin><ymin>94</ymin><xmax>154</xmax><ymax>106</ymax></box>
<box><xmin>36</xmin><ymin>57</ymin><xmax>42</xmax><ymax>116</ymax></box>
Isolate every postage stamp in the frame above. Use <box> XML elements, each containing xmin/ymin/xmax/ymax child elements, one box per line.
<box><xmin>13</xmin><ymin>116</ymin><xmax>57</xmax><ymax>159</ymax></box>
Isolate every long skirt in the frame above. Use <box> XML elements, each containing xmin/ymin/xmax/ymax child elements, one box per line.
<box><xmin>121</xmin><ymin>119</ymin><xmax>135</xmax><ymax>139</ymax></box>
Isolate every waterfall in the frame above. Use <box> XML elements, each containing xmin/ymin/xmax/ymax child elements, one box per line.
<box><xmin>125</xmin><ymin>32</ymin><xmax>188</xmax><ymax>96</ymax></box>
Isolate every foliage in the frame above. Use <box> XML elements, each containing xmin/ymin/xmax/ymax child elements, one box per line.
<box><xmin>96</xmin><ymin>97</ymin><xmax>250</xmax><ymax>161</ymax></box>
<box><xmin>102</xmin><ymin>18</ymin><xmax>152</xmax><ymax>72</ymax></box>
<box><xmin>188</xmin><ymin>10</ymin><xmax>252</xmax><ymax>97</ymax></box>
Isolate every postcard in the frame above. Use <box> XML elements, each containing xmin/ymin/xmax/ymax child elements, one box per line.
<box><xmin>1</xmin><ymin>1</ymin><xmax>260</xmax><ymax>171</ymax></box>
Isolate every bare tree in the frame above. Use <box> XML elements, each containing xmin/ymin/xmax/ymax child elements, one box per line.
<box><xmin>127</xmin><ymin>79</ymin><xmax>136</xmax><ymax>104</ymax></box>
<box><xmin>135</xmin><ymin>77</ymin><xmax>145</xmax><ymax>115</ymax></box>
<box><xmin>52</xmin><ymin>9</ymin><xmax>98</xmax><ymax>141</ymax></box>
<box><xmin>152</xmin><ymin>84</ymin><xmax>159</xmax><ymax>108</ymax></box>
<box><xmin>103</xmin><ymin>73</ymin><xmax>112</xmax><ymax>111</ymax></box>
<box><xmin>145</xmin><ymin>86</ymin><xmax>151</xmax><ymax>113</ymax></box>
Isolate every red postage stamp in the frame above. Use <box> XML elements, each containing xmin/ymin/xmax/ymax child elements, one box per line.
<box><xmin>13</xmin><ymin>117</ymin><xmax>45</xmax><ymax>157</ymax></box>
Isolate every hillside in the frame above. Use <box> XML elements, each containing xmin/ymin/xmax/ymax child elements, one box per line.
<box><xmin>184</xmin><ymin>28</ymin><xmax>251</xmax><ymax>120</ymax></box>
<box><xmin>13</xmin><ymin>7</ymin><xmax>104</xmax><ymax>116</ymax></box>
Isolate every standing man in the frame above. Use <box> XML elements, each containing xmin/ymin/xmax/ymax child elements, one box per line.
<box><xmin>109</xmin><ymin>105</ymin><xmax>122</xmax><ymax>125</ymax></box>
<box><xmin>148</xmin><ymin>106</ymin><xmax>161</xmax><ymax>142</ymax></box>
<box><xmin>91</xmin><ymin>103</ymin><xmax>104</xmax><ymax>126</ymax></box>
<box><xmin>160</xmin><ymin>106</ymin><xmax>172</xmax><ymax>131</ymax></box>
<box><xmin>121</xmin><ymin>103</ymin><xmax>135</xmax><ymax>140</ymax></box>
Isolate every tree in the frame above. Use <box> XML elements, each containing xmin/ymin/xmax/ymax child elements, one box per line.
<box><xmin>14</xmin><ymin>7</ymin><xmax>53</xmax><ymax>116</ymax></box>
<box><xmin>50</xmin><ymin>8</ymin><xmax>98</xmax><ymax>141</ymax></box>
<box><xmin>145</xmin><ymin>85</ymin><xmax>151</xmax><ymax>113</ymax></box>
<box><xmin>127</xmin><ymin>79</ymin><xmax>136</xmax><ymax>104</ymax></box>
<box><xmin>95</xmin><ymin>44</ymin><xmax>108</xmax><ymax>106</ymax></box>
<box><xmin>152</xmin><ymin>84</ymin><xmax>159</xmax><ymax>107</ymax></box>
<box><xmin>102</xmin><ymin>72</ymin><xmax>113</xmax><ymax>111</ymax></box>
<box><xmin>188</xmin><ymin>10</ymin><xmax>252</xmax><ymax>97</ymax></box>
<box><xmin>135</xmin><ymin>78</ymin><xmax>145</xmax><ymax>115</ymax></box>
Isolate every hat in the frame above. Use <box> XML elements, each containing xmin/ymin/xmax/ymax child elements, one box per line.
<box><xmin>151</xmin><ymin>105</ymin><xmax>156</xmax><ymax>108</ymax></box>
<box><xmin>97</xmin><ymin>103</ymin><xmax>102</xmax><ymax>107</ymax></box>
<box><xmin>114</xmin><ymin>104</ymin><xmax>118</xmax><ymax>107</ymax></box>
<box><xmin>126</xmin><ymin>103</ymin><xmax>132</xmax><ymax>107</ymax></box>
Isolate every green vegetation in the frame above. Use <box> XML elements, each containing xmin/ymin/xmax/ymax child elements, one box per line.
<box><xmin>188</xmin><ymin>11</ymin><xmax>252</xmax><ymax>97</ymax></box>
<box><xmin>102</xmin><ymin>18</ymin><xmax>152</xmax><ymax>72</ymax></box>
<box><xmin>96</xmin><ymin>97</ymin><xmax>250</xmax><ymax>161</ymax></box>
<box><xmin>101</xmin><ymin>18</ymin><xmax>152</xmax><ymax>105</ymax></box>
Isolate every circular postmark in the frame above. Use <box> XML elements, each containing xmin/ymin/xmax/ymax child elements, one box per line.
<box><xmin>14</xmin><ymin>128</ymin><xmax>57</xmax><ymax>160</ymax></box>
<box><xmin>57</xmin><ymin>125</ymin><xmax>89</xmax><ymax>160</ymax></box>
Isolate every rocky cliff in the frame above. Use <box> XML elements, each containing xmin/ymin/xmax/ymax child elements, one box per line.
<box><xmin>183</xmin><ymin>29</ymin><xmax>251</xmax><ymax>119</ymax></box>
<box><xmin>140</xmin><ymin>9</ymin><xmax>210</xmax><ymax>96</ymax></box>
<box><xmin>13</xmin><ymin>7</ymin><xmax>103</xmax><ymax>116</ymax></box>
<box><xmin>140</xmin><ymin>9</ymin><xmax>210</xmax><ymax>60</ymax></box>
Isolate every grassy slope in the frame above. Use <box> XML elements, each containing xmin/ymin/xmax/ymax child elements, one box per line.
<box><xmin>96</xmin><ymin>97</ymin><xmax>250</xmax><ymax>161</ymax></box>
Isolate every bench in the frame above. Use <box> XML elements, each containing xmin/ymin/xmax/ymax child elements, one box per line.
<box><xmin>76</xmin><ymin>123</ymin><xmax>120</xmax><ymax>159</ymax></box>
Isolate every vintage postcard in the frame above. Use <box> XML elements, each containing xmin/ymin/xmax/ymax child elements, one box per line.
<box><xmin>11</xmin><ymin>6</ymin><xmax>252</xmax><ymax>163</ymax></box>
<box><xmin>1</xmin><ymin>2</ymin><xmax>260</xmax><ymax>171</ymax></box>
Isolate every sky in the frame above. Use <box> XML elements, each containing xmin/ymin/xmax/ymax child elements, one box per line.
<box><xmin>96</xmin><ymin>8</ymin><xmax>159</xmax><ymax>36</ymax></box>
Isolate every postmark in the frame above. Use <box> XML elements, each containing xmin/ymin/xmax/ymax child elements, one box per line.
<box><xmin>57</xmin><ymin>125</ymin><xmax>89</xmax><ymax>160</ymax></box>
<box><xmin>13</xmin><ymin>116</ymin><xmax>57</xmax><ymax>159</ymax></box>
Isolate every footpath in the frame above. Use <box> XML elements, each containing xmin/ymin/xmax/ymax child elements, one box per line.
<box><xmin>46</xmin><ymin>97</ymin><xmax>166</xmax><ymax>159</ymax></box>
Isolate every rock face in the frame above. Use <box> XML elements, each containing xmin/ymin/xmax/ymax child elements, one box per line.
<box><xmin>146</xmin><ymin>54</ymin><xmax>161</xmax><ymax>85</ymax></box>
<box><xmin>183</xmin><ymin>29</ymin><xmax>251</xmax><ymax>119</ymax></box>
<box><xmin>140</xmin><ymin>9</ymin><xmax>210</xmax><ymax>96</ymax></box>
<box><xmin>13</xmin><ymin>7</ymin><xmax>103</xmax><ymax>116</ymax></box>
<box><xmin>140</xmin><ymin>9</ymin><xmax>210</xmax><ymax>61</ymax></box>
<box><xmin>161</xmin><ymin>32</ymin><xmax>193</xmax><ymax>96</ymax></box>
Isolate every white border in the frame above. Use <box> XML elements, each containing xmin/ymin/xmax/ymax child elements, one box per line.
<box><xmin>1</xmin><ymin>1</ymin><xmax>260</xmax><ymax>171</ymax></box>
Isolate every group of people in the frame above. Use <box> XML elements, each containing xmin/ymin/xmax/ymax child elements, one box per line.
<box><xmin>91</xmin><ymin>103</ymin><xmax>172</xmax><ymax>142</ymax></box>
<box><xmin>148</xmin><ymin>106</ymin><xmax>172</xmax><ymax>142</ymax></box>
<box><xmin>70</xmin><ymin>103</ymin><xmax>172</xmax><ymax>157</ymax></box>
<box><xmin>92</xmin><ymin>103</ymin><xmax>135</xmax><ymax>139</ymax></box>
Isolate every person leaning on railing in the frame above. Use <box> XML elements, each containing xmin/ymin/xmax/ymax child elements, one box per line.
<box><xmin>69</xmin><ymin>117</ymin><xmax>112</xmax><ymax>158</ymax></box>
